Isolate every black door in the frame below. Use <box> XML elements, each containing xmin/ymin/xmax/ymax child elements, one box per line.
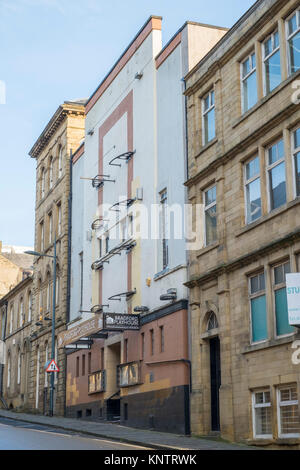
<box><xmin>210</xmin><ymin>336</ymin><xmax>221</xmax><ymax>431</ymax></box>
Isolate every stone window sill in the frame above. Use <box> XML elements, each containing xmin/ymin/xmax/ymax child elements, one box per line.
<box><xmin>196</xmin><ymin>242</ymin><xmax>219</xmax><ymax>259</ymax></box>
<box><xmin>232</xmin><ymin>69</ymin><xmax>300</xmax><ymax>130</ymax></box>
<box><xmin>194</xmin><ymin>137</ymin><xmax>218</xmax><ymax>159</ymax></box>
<box><xmin>235</xmin><ymin>198</ymin><xmax>300</xmax><ymax>238</ymax></box>
<box><xmin>242</xmin><ymin>333</ymin><xmax>300</xmax><ymax>355</ymax></box>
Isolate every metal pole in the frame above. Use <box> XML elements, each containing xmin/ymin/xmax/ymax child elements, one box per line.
<box><xmin>49</xmin><ymin>236</ymin><xmax>57</xmax><ymax>416</ymax></box>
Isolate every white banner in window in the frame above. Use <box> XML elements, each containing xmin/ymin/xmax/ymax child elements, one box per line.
<box><xmin>286</xmin><ymin>274</ymin><xmax>300</xmax><ymax>326</ymax></box>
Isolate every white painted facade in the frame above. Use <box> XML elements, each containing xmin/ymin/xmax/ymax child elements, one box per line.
<box><xmin>69</xmin><ymin>18</ymin><xmax>227</xmax><ymax>326</ymax></box>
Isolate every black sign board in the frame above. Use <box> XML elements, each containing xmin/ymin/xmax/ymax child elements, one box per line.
<box><xmin>103</xmin><ymin>313</ymin><xmax>140</xmax><ymax>331</ymax></box>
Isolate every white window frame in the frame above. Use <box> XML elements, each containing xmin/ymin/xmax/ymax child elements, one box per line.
<box><xmin>244</xmin><ymin>155</ymin><xmax>261</xmax><ymax>225</ymax></box>
<box><xmin>49</xmin><ymin>157</ymin><xmax>53</xmax><ymax>189</ymax></box>
<box><xmin>262</xmin><ymin>30</ymin><xmax>281</xmax><ymax>96</ymax></box>
<box><xmin>28</xmin><ymin>291</ymin><xmax>32</xmax><ymax>323</ymax></box>
<box><xmin>266</xmin><ymin>139</ymin><xmax>286</xmax><ymax>212</ymax></box>
<box><xmin>7</xmin><ymin>353</ymin><xmax>11</xmax><ymax>388</ymax></box>
<box><xmin>248</xmin><ymin>272</ymin><xmax>268</xmax><ymax>345</ymax></box>
<box><xmin>41</xmin><ymin>168</ymin><xmax>45</xmax><ymax>199</ymax></box>
<box><xmin>252</xmin><ymin>389</ymin><xmax>273</xmax><ymax>439</ymax></box>
<box><xmin>19</xmin><ymin>298</ymin><xmax>24</xmax><ymax>327</ymax></box>
<box><xmin>291</xmin><ymin>126</ymin><xmax>300</xmax><ymax>199</ymax></box>
<box><xmin>241</xmin><ymin>52</ymin><xmax>257</xmax><ymax>113</ymax></box>
<box><xmin>203</xmin><ymin>184</ymin><xmax>217</xmax><ymax>247</ymax></box>
<box><xmin>277</xmin><ymin>386</ymin><xmax>300</xmax><ymax>438</ymax></box>
<box><xmin>48</xmin><ymin>212</ymin><xmax>52</xmax><ymax>245</ymax></box>
<box><xmin>202</xmin><ymin>89</ymin><xmax>215</xmax><ymax>145</ymax></box>
<box><xmin>40</xmin><ymin>221</ymin><xmax>44</xmax><ymax>252</ymax></box>
<box><xmin>57</xmin><ymin>203</ymin><xmax>62</xmax><ymax>236</ymax></box>
<box><xmin>17</xmin><ymin>349</ymin><xmax>21</xmax><ymax>385</ymax></box>
<box><xmin>9</xmin><ymin>304</ymin><xmax>13</xmax><ymax>334</ymax></box>
<box><xmin>272</xmin><ymin>260</ymin><xmax>294</xmax><ymax>339</ymax></box>
<box><xmin>286</xmin><ymin>9</ymin><xmax>300</xmax><ymax>76</ymax></box>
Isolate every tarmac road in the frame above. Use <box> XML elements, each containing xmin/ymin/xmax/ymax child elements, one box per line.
<box><xmin>0</xmin><ymin>417</ymin><xmax>150</xmax><ymax>450</ymax></box>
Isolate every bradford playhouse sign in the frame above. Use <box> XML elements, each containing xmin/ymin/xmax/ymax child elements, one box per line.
<box><xmin>58</xmin><ymin>313</ymin><xmax>140</xmax><ymax>348</ymax></box>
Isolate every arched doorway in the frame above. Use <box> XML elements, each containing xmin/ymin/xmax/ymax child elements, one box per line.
<box><xmin>206</xmin><ymin>312</ymin><xmax>221</xmax><ymax>432</ymax></box>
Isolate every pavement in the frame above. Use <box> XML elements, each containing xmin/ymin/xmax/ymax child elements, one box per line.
<box><xmin>0</xmin><ymin>409</ymin><xmax>254</xmax><ymax>450</ymax></box>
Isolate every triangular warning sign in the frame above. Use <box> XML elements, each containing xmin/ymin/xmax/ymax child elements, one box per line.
<box><xmin>46</xmin><ymin>359</ymin><xmax>60</xmax><ymax>373</ymax></box>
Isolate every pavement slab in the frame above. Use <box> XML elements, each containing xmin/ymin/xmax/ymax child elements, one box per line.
<box><xmin>0</xmin><ymin>409</ymin><xmax>255</xmax><ymax>450</ymax></box>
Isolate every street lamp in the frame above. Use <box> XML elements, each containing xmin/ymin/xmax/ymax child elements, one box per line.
<box><xmin>25</xmin><ymin>236</ymin><xmax>57</xmax><ymax>417</ymax></box>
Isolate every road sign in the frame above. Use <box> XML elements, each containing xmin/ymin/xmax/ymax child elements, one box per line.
<box><xmin>46</xmin><ymin>359</ymin><xmax>60</xmax><ymax>373</ymax></box>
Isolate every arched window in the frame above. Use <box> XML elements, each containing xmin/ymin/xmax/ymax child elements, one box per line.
<box><xmin>55</xmin><ymin>266</ymin><xmax>60</xmax><ymax>306</ymax></box>
<box><xmin>46</xmin><ymin>272</ymin><xmax>51</xmax><ymax>312</ymax></box>
<box><xmin>207</xmin><ymin>312</ymin><xmax>219</xmax><ymax>331</ymax></box>
<box><xmin>41</xmin><ymin>167</ymin><xmax>45</xmax><ymax>198</ymax></box>
<box><xmin>19</xmin><ymin>298</ymin><xmax>24</xmax><ymax>328</ymax></box>
<box><xmin>44</xmin><ymin>342</ymin><xmax>49</xmax><ymax>387</ymax></box>
<box><xmin>38</xmin><ymin>279</ymin><xmax>43</xmax><ymax>319</ymax></box>
<box><xmin>49</xmin><ymin>157</ymin><xmax>54</xmax><ymax>189</ymax></box>
<box><xmin>7</xmin><ymin>352</ymin><xmax>11</xmax><ymax>388</ymax></box>
<box><xmin>35</xmin><ymin>346</ymin><xmax>40</xmax><ymax>409</ymax></box>
<box><xmin>17</xmin><ymin>348</ymin><xmax>21</xmax><ymax>385</ymax></box>
<box><xmin>9</xmin><ymin>304</ymin><xmax>14</xmax><ymax>334</ymax></box>
<box><xmin>28</xmin><ymin>291</ymin><xmax>32</xmax><ymax>323</ymax></box>
<box><xmin>58</xmin><ymin>146</ymin><xmax>63</xmax><ymax>178</ymax></box>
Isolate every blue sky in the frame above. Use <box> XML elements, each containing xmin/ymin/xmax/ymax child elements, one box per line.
<box><xmin>0</xmin><ymin>0</ymin><xmax>256</xmax><ymax>247</ymax></box>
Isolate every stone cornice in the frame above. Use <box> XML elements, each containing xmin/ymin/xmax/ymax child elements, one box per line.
<box><xmin>29</xmin><ymin>102</ymin><xmax>85</xmax><ymax>159</ymax></box>
<box><xmin>184</xmin><ymin>0</ymin><xmax>287</xmax><ymax>96</ymax></box>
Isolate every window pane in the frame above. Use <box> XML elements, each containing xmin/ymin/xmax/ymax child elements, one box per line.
<box><xmin>242</xmin><ymin>57</ymin><xmax>250</xmax><ymax>77</ymax></box>
<box><xmin>204</xmin><ymin>95</ymin><xmax>210</xmax><ymax>111</ymax></box>
<box><xmin>205</xmin><ymin>186</ymin><xmax>216</xmax><ymax>206</ymax></box>
<box><xmin>288</xmin><ymin>32</ymin><xmax>300</xmax><ymax>74</ymax></box>
<box><xmin>265</xmin><ymin>50</ymin><xmax>281</xmax><ymax>94</ymax></box>
<box><xmin>274</xmin><ymin>31</ymin><xmax>279</xmax><ymax>49</ymax></box>
<box><xmin>251</xmin><ymin>53</ymin><xmax>256</xmax><ymax>69</ymax></box>
<box><xmin>210</xmin><ymin>91</ymin><xmax>214</xmax><ymax>106</ymax></box>
<box><xmin>288</xmin><ymin>14</ymin><xmax>297</xmax><ymax>36</ymax></box>
<box><xmin>264</xmin><ymin>37</ymin><xmax>272</xmax><ymax>57</ymax></box>
<box><xmin>268</xmin><ymin>140</ymin><xmax>284</xmax><ymax>165</ymax></box>
<box><xmin>243</xmin><ymin>72</ymin><xmax>258</xmax><ymax>111</ymax></box>
<box><xmin>205</xmin><ymin>205</ymin><xmax>217</xmax><ymax>245</ymax></box>
<box><xmin>246</xmin><ymin>178</ymin><xmax>261</xmax><ymax>223</ymax></box>
<box><xmin>246</xmin><ymin>156</ymin><xmax>260</xmax><ymax>180</ymax></box>
<box><xmin>251</xmin><ymin>295</ymin><xmax>268</xmax><ymax>342</ymax></box>
<box><xmin>275</xmin><ymin>288</ymin><xmax>294</xmax><ymax>336</ymax></box>
<box><xmin>259</xmin><ymin>273</ymin><xmax>265</xmax><ymax>291</ymax></box>
<box><xmin>295</xmin><ymin>152</ymin><xmax>300</xmax><ymax>196</ymax></box>
<box><xmin>255</xmin><ymin>406</ymin><xmax>272</xmax><ymax>436</ymax></box>
<box><xmin>284</xmin><ymin>262</ymin><xmax>291</xmax><ymax>276</ymax></box>
<box><xmin>204</xmin><ymin>108</ymin><xmax>215</xmax><ymax>144</ymax></box>
<box><xmin>269</xmin><ymin>162</ymin><xmax>286</xmax><ymax>210</ymax></box>
<box><xmin>251</xmin><ymin>275</ymin><xmax>259</xmax><ymax>294</ymax></box>
<box><xmin>274</xmin><ymin>265</ymin><xmax>284</xmax><ymax>285</ymax></box>
<box><xmin>294</xmin><ymin>128</ymin><xmax>300</xmax><ymax>148</ymax></box>
<box><xmin>280</xmin><ymin>404</ymin><xmax>300</xmax><ymax>435</ymax></box>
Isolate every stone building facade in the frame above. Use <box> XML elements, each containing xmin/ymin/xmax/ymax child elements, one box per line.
<box><xmin>0</xmin><ymin>276</ymin><xmax>33</xmax><ymax>410</ymax></box>
<box><xmin>26</xmin><ymin>101</ymin><xmax>86</xmax><ymax>415</ymax></box>
<box><xmin>63</xmin><ymin>16</ymin><xmax>227</xmax><ymax>434</ymax></box>
<box><xmin>185</xmin><ymin>0</ymin><xmax>300</xmax><ymax>448</ymax></box>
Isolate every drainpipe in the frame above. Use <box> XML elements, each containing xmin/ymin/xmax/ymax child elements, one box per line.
<box><xmin>0</xmin><ymin>301</ymin><xmax>8</xmax><ymax>409</ymax></box>
<box><xmin>64</xmin><ymin>149</ymin><xmax>73</xmax><ymax>417</ymax></box>
<box><xmin>181</xmin><ymin>75</ymin><xmax>192</xmax><ymax>435</ymax></box>
<box><xmin>67</xmin><ymin>149</ymin><xmax>73</xmax><ymax>325</ymax></box>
